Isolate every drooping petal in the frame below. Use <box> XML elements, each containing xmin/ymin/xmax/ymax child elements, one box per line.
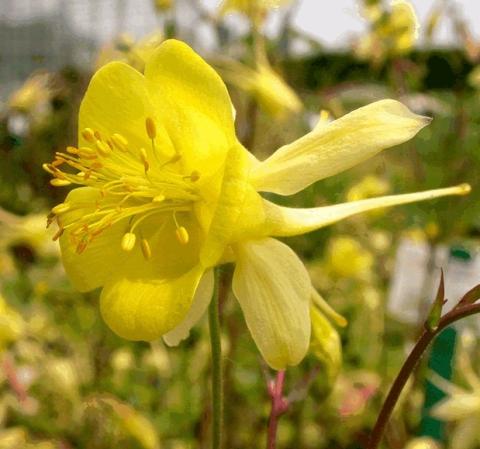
<box><xmin>232</xmin><ymin>238</ymin><xmax>311</xmax><ymax>370</ymax></box>
<box><xmin>263</xmin><ymin>184</ymin><xmax>471</xmax><ymax>237</ymax></box>
<box><xmin>78</xmin><ymin>61</ymin><xmax>174</xmax><ymax>160</ymax></box>
<box><xmin>310</xmin><ymin>305</ymin><xmax>342</xmax><ymax>387</ymax></box>
<box><xmin>430</xmin><ymin>393</ymin><xmax>480</xmax><ymax>421</ymax></box>
<box><xmin>59</xmin><ymin>188</ymin><xmax>201</xmax><ymax>292</ymax></box>
<box><xmin>100</xmin><ymin>265</ymin><xmax>205</xmax><ymax>341</ymax></box>
<box><xmin>144</xmin><ymin>39</ymin><xmax>236</xmax><ymax>175</ymax></box>
<box><xmin>163</xmin><ymin>269</ymin><xmax>214</xmax><ymax>346</ymax></box>
<box><xmin>250</xmin><ymin>99</ymin><xmax>431</xmax><ymax>195</ymax></box>
<box><xmin>198</xmin><ymin>142</ymin><xmax>251</xmax><ymax>268</ymax></box>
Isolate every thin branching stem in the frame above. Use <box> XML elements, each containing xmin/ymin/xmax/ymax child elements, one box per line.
<box><xmin>267</xmin><ymin>370</ymin><xmax>289</xmax><ymax>449</ymax></box>
<box><xmin>367</xmin><ymin>302</ymin><xmax>480</xmax><ymax>449</ymax></box>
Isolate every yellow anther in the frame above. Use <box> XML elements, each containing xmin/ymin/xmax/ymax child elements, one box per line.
<box><xmin>111</xmin><ymin>133</ymin><xmax>129</xmax><ymax>151</ymax></box>
<box><xmin>78</xmin><ymin>147</ymin><xmax>98</xmax><ymax>160</ymax></box>
<box><xmin>175</xmin><ymin>226</ymin><xmax>189</xmax><ymax>245</ymax></box>
<box><xmin>50</xmin><ymin>179</ymin><xmax>72</xmax><ymax>187</ymax></box>
<box><xmin>141</xmin><ymin>239</ymin><xmax>152</xmax><ymax>260</ymax></box>
<box><xmin>94</xmin><ymin>130</ymin><xmax>102</xmax><ymax>141</ymax></box>
<box><xmin>95</xmin><ymin>140</ymin><xmax>111</xmax><ymax>157</ymax></box>
<box><xmin>42</xmin><ymin>163</ymin><xmax>54</xmax><ymax>174</ymax></box>
<box><xmin>66</xmin><ymin>146</ymin><xmax>79</xmax><ymax>154</ymax></box>
<box><xmin>140</xmin><ymin>148</ymin><xmax>149</xmax><ymax>171</ymax></box>
<box><xmin>190</xmin><ymin>170</ymin><xmax>200</xmax><ymax>182</ymax></box>
<box><xmin>153</xmin><ymin>194</ymin><xmax>165</xmax><ymax>203</ymax></box>
<box><xmin>52</xmin><ymin>202</ymin><xmax>71</xmax><ymax>214</ymax></box>
<box><xmin>76</xmin><ymin>239</ymin><xmax>88</xmax><ymax>254</ymax></box>
<box><xmin>81</xmin><ymin>128</ymin><xmax>96</xmax><ymax>143</ymax></box>
<box><xmin>121</xmin><ymin>232</ymin><xmax>136</xmax><ymax>252</ymax></box>
<box><xmin>145</xmin><ymin>117</ymin><xmax>156</xmax><ymax>140</ymax></box>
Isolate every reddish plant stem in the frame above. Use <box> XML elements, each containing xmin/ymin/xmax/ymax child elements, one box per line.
<box><xmin>267</xmin><ymin>370</ymin><xmax>289</xmax><ymax>449</ymax></box>
<box><xmin>367</xmin><ymin>302</ymin><xmax>480</xmax><ymax>449</ymax></box>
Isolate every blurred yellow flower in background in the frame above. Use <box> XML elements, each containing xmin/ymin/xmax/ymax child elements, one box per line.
<box><xmin>220</xmin><ymin>0</ymin><xmax>291</xmax><ymax>21</ymax></box>
<box><xmin>95</xmin><ymin>32</ymin><xmax>164</xmax><ymax>72</ymax></box>
<box><xmin>468</xmin><ymin>66</ymin><xmax>480</xmax><ymax>90</ymax></box>
<box><xmin>154</xmin><ymin>0</ymin><xmax>173</xmax><ymax>12</ymax></box>
<box><xmin>357</xmin><ymin>0</ymin><xmax>418</xmax><ymax>63</ymax></box>
<box><xmin>0</xmin><ymin>295</ymin><xmax>25</xmax><ymax>349</ymax></box>
<box><xmin>326</xmin><ymin>236</ymin><xmax>374</xmax><ymax>281</ymax></box>
<box><xmin>46</xmin><ymin>39</ymin><xmax>469</xmax><ymax>370</ymax></box>
<box><xmin>218</xmin><ymin>58</ymin><xmax>302</xmax><ymax>120</ymax></box>
<box><xmin>8</xmin><ymin>72</ymin><xmax>54</xmax><ymax>116</ymax></box>
<box><xmin>346</xmin><ymin>175</ymin><xmax>390</xmax><ymax>202</ymax></box>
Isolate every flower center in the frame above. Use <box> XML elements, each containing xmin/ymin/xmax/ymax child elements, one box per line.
<box><xmin>45</xmin><ymin>117</ymin><xmax>201</xmax><ymax>258</ymax></box>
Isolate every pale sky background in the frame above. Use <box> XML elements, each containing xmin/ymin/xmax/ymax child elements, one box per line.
<box><xmin>202</xmin><ymin>0</ymin><xmax>480</xmax><ymax>49</ymax></box>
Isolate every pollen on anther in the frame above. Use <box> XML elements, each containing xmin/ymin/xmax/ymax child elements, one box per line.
<box><xmin>175</xmin><ymin>226</ymin><xmax>189</xmax><ymax>245</ymax></box>
<box><xmin>145</xmin><ymin>117</ymin><xmax>156</xmax><ymax>140</ymax></box>
<box><xmin>141</xmin><ymin>239</ymin><xmax>152</xmax><ymax>260</ymax></box>
<box><xmin>81</xmin><ymin>128</ymin><xmax>96</xmax><ymax>143</ymax></box>
<box><xmin>121</xmin><ymin>232</ymin><xmax>136</xmax><ymax>252</ymax></box>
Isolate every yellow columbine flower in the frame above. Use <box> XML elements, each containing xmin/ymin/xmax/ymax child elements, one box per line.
<box><xmin>46</xmin><ymin>39</ymin><xmax>470</xmax><ymax>370</ymax></box>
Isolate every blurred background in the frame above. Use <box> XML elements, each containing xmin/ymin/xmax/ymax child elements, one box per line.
<box><xmin>0</xmin><ymin>1</ymin><xmax>479</xmax><ymax>448</ymax></box>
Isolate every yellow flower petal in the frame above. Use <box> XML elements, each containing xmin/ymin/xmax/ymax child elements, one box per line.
<box><xmin>144</xmin><ymin>39</ymin><xmax>236</xmax><ymax>175</ymax></box>
<box><xmin>310</xmin><ymin>306</ymin><xmax>342</xmax><ymax>387</ymax></box>
<box><xmin>59</xmin><ymin>188</ymin><xmax>201</xmax><ymax>292</ymax></box>
<box><xmin>232</xmin><ymin>238</ymin><xmax>311</xmax><ymax>370</ymax></box>
<box><xmin>431</xmin><ymin>394</ymin><xmax>480</xmax><ymax>421</ymax></box>
<box><xmin>78</xmin><ymin>61</ymin><xmax>174</xmax><ymax>160</ymax></box>
<box><xmin>163</xmin><ymin>269</ymin><xmax>214</xmax><ymax>346</ymax></box>
<box><xmin>251</xmin><ymin>100</ymin><xmax>431</xmax><ymax>195</ymax></box>
<box><xmin>100</xmin><ymin>265</ymin><xmax>205</xmax><ymax>341</ymax></box>
<box><xmin>263</xmin><ymin>184</ymin><xmax>471</xmax><ymax>237</ymax></box>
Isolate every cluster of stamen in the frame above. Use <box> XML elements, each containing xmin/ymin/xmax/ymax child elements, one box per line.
<box><xmin>45</xmin><ymin>117</ymin><xmax>201</xmax><ymax>258</ymax></box>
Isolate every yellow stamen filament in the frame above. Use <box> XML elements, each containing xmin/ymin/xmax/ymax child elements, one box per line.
<box><xmin>81</xmin><ymin>128</ymin><xmax>96</xmax><ymax>143</ymax></box>
<box><xmin>52</xmin><ymin>203</ymin><xmax>71</xmax><ymax>214</ymax></box>
<box><xmin>175</xmin><ymin>226</ymin><xmax>189</xmax><ymax>245</ymax></box>
<box><xmin>42</xmin><ymin>163</ymin><xmax>55</xmax><ymax>174</ymax></box>
<box><xmin>121</xmin><ymin>232</ymin><xmax>136</xmax><ymax>251</ymax></box>
<box><xmin>141</xmin><ymin>239</ymin><xmax>152</xmax><ymax>260</ymax></box>
<box><xmin>111</xmin><ymin>133</ymin><xmax>128</xmax><ymax>151</ymax></box>
<box><xmin>52</xmin><ymin>227</ymin><xmax>64</xmax><ymax>241</ymax></box>
<box><xmin>140</xmin><ymin>148</ymin><xmax>149</xmax><ymax>172</ymax></box>
<box><xmin>145</xmin><ymin>117</ymin><xmax>156</xmax><ymax>140</ymax></box>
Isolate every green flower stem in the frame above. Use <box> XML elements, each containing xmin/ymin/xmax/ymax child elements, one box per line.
<box><xmin>208</xmin><ymin>268</ymin><xmax>223</xmax><ymax>449</ymax></box>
